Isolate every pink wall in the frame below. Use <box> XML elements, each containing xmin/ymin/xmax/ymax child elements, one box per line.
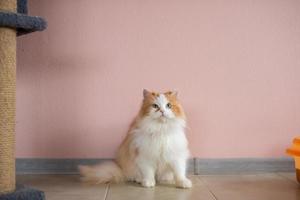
<box><xmin>16</xmin><ymin>0</ymin><xmax>300</xmax><ymax>158</ymax></box>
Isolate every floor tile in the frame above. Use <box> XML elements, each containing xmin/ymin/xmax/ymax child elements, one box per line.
<box><xmin>43</xmin><ymin>193</ymin><xmax>107</xmax><ymax>200</ymax></box>
<box><xmin>17</xmin><ymin>175</ymin><xmax>108</xmax><ymax>199</ymax></box>
<box><xmin>200</xmin><ymin>174</ymin><xmax>300</xmax><ymax>200</ymax></box>
<box><xmin>277</xmin><ymin>172</ymin><xmax>298</xmax><ymax>183</ymax></box>
<box><xmin>17</xmin><ymin>174</ymin><xmax>300</xmax><ymax>200</ymax></box>
<box><xmin>106</xmin><ymin>176</ymin><xmax>216</xmax><ymax>200</ymax></box>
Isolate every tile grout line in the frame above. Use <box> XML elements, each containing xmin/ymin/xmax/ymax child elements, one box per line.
<box><xmin>275</xmin><ymin>172</ymin><xmax>299</xmax><ymax>186</ymax></box>
<box><xmin>103</xmin><ymin>184</ymin><xmax>110</xmax><ymax>200</ymax></box>
<box><xmin>197</xmin><ymin>177</ymin><xmax>218</xmax><ymax>200</ymax></box>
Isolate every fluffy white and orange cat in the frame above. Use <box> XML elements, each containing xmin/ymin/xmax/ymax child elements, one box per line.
<box><xmin>79</xmin><ymin>89</ymin><xmax>192</xmax><ymax>188</ymax></box>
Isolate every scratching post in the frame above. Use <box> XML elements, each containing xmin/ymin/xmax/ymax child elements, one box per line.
<box><xmin>0</xmin><ymin>0</ymin><xmax>17</xmax><ymax>194</ymax></box>
<box><xmin>0</xmin><ymin>0</ymin><xmax>46</xmax><ymax>199</ymax></box>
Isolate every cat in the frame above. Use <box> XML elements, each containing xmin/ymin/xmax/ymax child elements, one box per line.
<box><xmin>79</xmin><ymin>89</ymin><xmax>192</xmax><ymax>188</ymax></box>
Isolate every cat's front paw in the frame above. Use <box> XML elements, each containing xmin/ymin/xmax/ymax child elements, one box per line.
<box><xmin>176</xmin><ymin>178</ymin><xmax>192</xmax><ymax>189</ymax></box>
<box><xmin>141</xmin><ymin>179</ymin><xmax>156</xmax><ymax>188</ymax></box>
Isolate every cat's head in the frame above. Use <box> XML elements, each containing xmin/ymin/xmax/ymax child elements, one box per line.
<box><xmin>139</xmin><ymin>89</ymin><xmax>186</xmax><ymax>121</ymax></box>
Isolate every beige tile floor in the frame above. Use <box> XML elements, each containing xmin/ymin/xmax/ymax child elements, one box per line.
<box><xmin>17</xmin><ymin>173</ymin><xmax>300</xmax><ymax>200</ymax></box>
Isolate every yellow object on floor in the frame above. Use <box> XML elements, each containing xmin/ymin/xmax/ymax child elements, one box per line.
<box><xmin>286</xmin><ymin>137</ymin><xmax>300</xmax><ymax>183</ymax></box>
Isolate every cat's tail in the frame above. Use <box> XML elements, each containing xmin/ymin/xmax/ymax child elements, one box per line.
<box><xmin>78</xmin><ymin>161</ymin><xmax>124</xmax><ymax>184</ymax></box>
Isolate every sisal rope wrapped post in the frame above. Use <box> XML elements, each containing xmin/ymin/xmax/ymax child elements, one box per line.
<box><xmin>0</xmin><ymin>1</ymin><xmax>46</xmax><ymax>198</ymax></box>
<box><xmin>0</xmin><ymin>0</ymin><xmax>17</xmax><ymax>194</ymax></box>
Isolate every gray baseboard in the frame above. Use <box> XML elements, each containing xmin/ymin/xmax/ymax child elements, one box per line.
<box><xmin>16</xmin><ymin>157</ymin><xmax>294</xmax><ymax>175</ymax></box>
<box><xmin>16</xmin><ymin>158</ymin><xmax>195</xmax><ymax>175</ymax></box>
<box><xmin>16</xmin><ymin>159</ymin><xmax>111</xmax><ymax>175</ymax></box>
<box><xmin>194</xmin><ymin>157</ymin><xmax>294</xmax><ymax>175</ymax></box>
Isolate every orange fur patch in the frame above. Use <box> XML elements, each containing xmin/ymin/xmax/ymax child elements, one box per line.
<box><xmin>139</xmin><ymin>91</ymin><xmax>157</xmax><ymax>116</ymax></box>
<box><xmin>164</xmin><ymin>91</ymin><xmax>186</xmax><ymax>119</ymax></box>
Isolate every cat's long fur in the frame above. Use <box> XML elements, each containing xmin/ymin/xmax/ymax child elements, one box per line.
<box><xmin>79</xmin><ymin>90</ymin><xmax>192</xmax><ymax>188</ymax></box>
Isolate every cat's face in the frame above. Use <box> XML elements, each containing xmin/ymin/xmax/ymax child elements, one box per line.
<box><xmin>140</xmin><ymin>89</ymin><xmax>185</xmax><ymax>121</ymax></box>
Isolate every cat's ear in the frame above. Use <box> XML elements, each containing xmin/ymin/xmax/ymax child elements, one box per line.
<box><xmin>165</xmin><ymin>91</ymin><xmax>178</xmax><ymax>98</ymax></box>
<box><xmin>143</xmin><ymin>89</ymin><xmax>151</xmax><ymax>98</ymax></box>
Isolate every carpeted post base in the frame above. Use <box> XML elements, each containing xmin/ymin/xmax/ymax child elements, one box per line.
<box><xmin>0</xmin><ymin>185</ymin><xmax>45</xmax><ymax>200</ymax></box>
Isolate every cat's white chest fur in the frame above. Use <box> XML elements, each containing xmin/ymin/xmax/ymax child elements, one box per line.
<box><xmin>132</xmin><ymin>117</ymin><xmax>189</xmax><ymax>165</ymax></box>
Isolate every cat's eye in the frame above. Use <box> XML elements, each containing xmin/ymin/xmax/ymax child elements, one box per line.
<box><xmin>166</xmin><ymin>103</ymin><xmax>172</xmax><ymax>109</ymax></box>
<box><xmin>152</xmin><ymin>104</ymin><xmax>159</xmax><ymax>109</ymax></box>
